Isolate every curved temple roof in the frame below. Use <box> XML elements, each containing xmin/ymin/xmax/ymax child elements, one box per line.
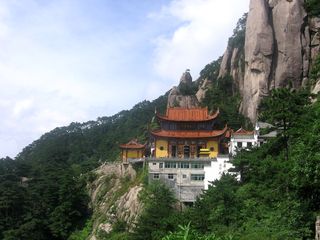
<box><xmin>119</xmin><ymin>139</ymin><xmax>146</xmax><ymax>149</ymax></box>
<box><xmin>156</xmin><ymin>107</ymin><xmax>219</xmax><ymax>122</ymax></box>
<box><xmin>151</xmin><ymin>125</ymin><xmax>228</xmax><ymax>139</ymax></box>
<box><xmin>232</xmin><ymin>127</ymin><xmax>254</xmax><ymax>136</ymax></box>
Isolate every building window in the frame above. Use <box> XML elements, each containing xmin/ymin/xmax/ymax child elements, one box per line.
<box><xmin>247</xmin><ymin>142</ymin><xmax>252</xmax><ymax>147</ymax></box>
<box><xmin>168</xmin><ymin>173</ymin><xmax>174</xmax><ymax>179</ymax></box>
<box><xmin>182</xmin><ymin>174</ymin><xmax>187</xmax><ymax>179</ymax></box>
<box><xmin>165</xmin><ymin>162</ymin><xmax>176</xmax><ymax>168</ymax></box>
<box><xmin>210</xmin><ymin>147</ymin><xmax>214</xmax><ymax>151</ymax></box>
<box><xmin>237</xmin><ymin>142</ymin><xmax>242</xmax><ymax>148</ymax></box>
<box><xmin>191</xmin><ymin>174</ymin><xmax>204</xmax><ymax>181</ymax></box>
<box><xmin>180</xmin><ymin>162</ymin><xmax>190</xmax><ymax>169</ymax></box>
<box><xmin>159</xmin><ymin>163</ymin><xmax>163</xmax><ymax>168</ymax></box>
<box><xmin>153</xmin><ymin>173</ymin><xmax>159</xmax><ymax>179</ymax></box>
<box><xmin>191</xmin><ymin>163</ymin><xmax>204</xmax><ymax>169</ymax></box>
<box><xmin>153</xmin><ymin>163</ymin><xmax>157</xmax><ymax>165</ymax></box>
<box><xmin>159</xmin><ymin>146</ymin><xmax>164</xmax><ymax>151</ymax></box>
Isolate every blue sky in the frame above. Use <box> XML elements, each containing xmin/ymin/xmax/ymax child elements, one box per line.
<box><xmin>0</xmin><ymin>0</ymin><xmax>249</xmax><ymax>158</ymax></box>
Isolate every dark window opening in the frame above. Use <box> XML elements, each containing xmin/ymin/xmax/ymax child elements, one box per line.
<box><xmin>184</xmin><ymin>145</ymin><xmax>190</xmax><ymax>158</ymax></box>
<box><xmin>171</xmin><ymin>145</ymin><xmax>177</xmax><ymax>157</ymax></box>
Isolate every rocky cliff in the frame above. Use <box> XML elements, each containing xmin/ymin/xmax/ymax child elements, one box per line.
<box><xmin>218</xmin><ymin>0</ymin><xmax>320</xmax><ymax>122</ymax></box>
<box><xmin>167</xmin><ymin>70</ymin><xmax>200</xmax><ymax>108</ymax></box>
<box><xmin>88</xmin><ymin>163</ymin><xmax>143</xmax><ymax>240</ymax></box>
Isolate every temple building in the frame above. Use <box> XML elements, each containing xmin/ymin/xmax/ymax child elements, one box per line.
<box><xmin>147</xmin><ymin>107</ymin><xmax>231</xmax><ymax>203</ymax></box>
<box><xmin>150</xmin><ymin>107</ymin><xmax>228</xmax><ymax>158</ymax></box>
<box><xmin>229</xmin><ymin>125</ymin><xmax>260</xmax><ymax>156</ymax></box>
<box><xmin>119</xmin><ymin>139</ymin><xmax>145</xmax><ymax>164</ymax></box>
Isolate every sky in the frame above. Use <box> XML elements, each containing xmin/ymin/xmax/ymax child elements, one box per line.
<box><xmin>0</xmin><ymin>0</ymin><xmax>250</xmax><ymax>158</ymax></box>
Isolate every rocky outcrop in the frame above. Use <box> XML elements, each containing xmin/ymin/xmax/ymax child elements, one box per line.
<box><xmin>218</xmin><ymin>0</ymin><xmax>312</xmax><ymax>122</ymax></box>
<box><xmin>218</xmin><ymin>46</ymin><xmax>245</xmax><ymax>96</ymax></box>
<box><xmin>115</xmin><ymin>185</ymin><xmax>143</xmax><ymax>228</ymax></box>
<box><xmin>179</xmin><ymin>69</ymin><xmax>193</xmax><ymax>85</ymax></box>
<box><xmin>88</xmin><ymin>163</ymin><xmax>143</xmax><ymax>239</ymax></box>
<box><xmin>242</xmin><ymin>0</ymin><xmax>274</xmax><ymax>121</ymax></box>
<box><xmin>309</xmin><ymin>17</ymin><xmax>320</xmax><ymax>94</ymax></box>
<box><xmin>167</xmin><ymin>70</ymin><xmax>200</xmax><ymax>108</ymax></box>
<box><xmin>310</xmin><ymin>17</ymin><xmax>320</xmax><ymax>63</ymax></box>
<box><xmin>196</xmin><ymin>78</ymin><xmax>211</xmax><ymax>102</ymax></box>
<box><xmin>218</xmin><ymin>47</ymin><xmax>232</xmax><ymax>78</ymax></box>
<box><xmin>271</xmin><ymin>0</ymin><xmax>309</xmax><ymax>88</ymax></box>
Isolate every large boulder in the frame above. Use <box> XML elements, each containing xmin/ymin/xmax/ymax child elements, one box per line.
<box><xmin>167</xmin><ymin>70</ymin><xmax>200</xmax><ymax>108</ymax></box>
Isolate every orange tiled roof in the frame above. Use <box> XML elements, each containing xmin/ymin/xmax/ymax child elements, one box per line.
<box><xmin>233</xmin><ymin>127</ymin><xmax>254</xmax><ymax>135</ymax></box>
<box><xmin>157</xmin><ymin>107</ymin><xmax>219</xmax><ymax>122</ymax></box>
<box><xmin>119</xmin><ymin>139</ymin><xmax>146</xmax><ymax>149</ymax></box>
<box><xmin>151</xmin><ymin>125</ymin><xmax>228</xmax><ymax>139</ymax></box>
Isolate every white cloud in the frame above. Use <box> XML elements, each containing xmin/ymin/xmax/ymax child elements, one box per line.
<box><xmin>0</xmin><ymin>0</ymin><xmax>250</xmax><ymax>158</ymax></box>
<box><xmin>13</xmin><ymin>99</ymin><xmax>34</xmax><ymax>117</ymax></box>
<box><xmin>152</xmin><ymin>0</ymin><xmax>249</xmax><ymax>82</ymax></box>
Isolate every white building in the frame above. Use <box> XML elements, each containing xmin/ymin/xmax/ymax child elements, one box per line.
<box><xmin>229</xmin><ymin>125</ymin><xmax>260</xmax><ymax>156</ymax></box>
<box><xmin>203</xmin><ymin>154</ymin><xmax>237</xmax><ymax>189</ymax></box>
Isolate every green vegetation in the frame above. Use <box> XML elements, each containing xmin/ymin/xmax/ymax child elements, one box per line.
<box><xmin>178</xmin><ymin>81</ymin><xmax>199</xmax><ymax>96</ymax></box>
<box><xmin>162</xmin><ymin>223</ymin><xmax>234</xmax><ymax>240</ymax></box>
<box><xmin>310</xmin><ymin>54</ymin><xmax>320</xmax><ymax>85</ymax></box>
<box><xmin>0</xmin><ymin>95</ymin><xmax>167</xmax><ymax>239</ymax></box>
<box><xmin>228</xmin><ymin>13</ymin><xmax>247</xmax><ymax>50</ymax></box>
<box><xmin>1</xmin><ymin>9</ymin><xmax>320</xmax><ymax>239</ymax></box>
<box><xmin>156</xmin><ymin>89</ymin><xmax>320</xmax><ymax>240</ymax></box>
<box><xmin>131</xmin><ymin>181</ymin><xmax>178</xmax><ymax>240</ymax></box>
<box><xmin>199</xmin><ymin>58</ymin><xmax>222</xmax><ymax>80</ymax></box>
<box><xmin>202</xmin><ymin>74</ymin><xmax>249</xmax><ymax>130</ymax></box>
<box><xmin>305</xmin><ymin>0</ymin><xmax>320</xmax><ymax>16</ymax></box>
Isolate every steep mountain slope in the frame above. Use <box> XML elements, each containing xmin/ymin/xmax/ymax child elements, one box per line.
<box><xmin>0</xmin><ymin>95</ymin><xmax>167</xmax><ymax>239</ymax></box>
<box><xmin>1</xmin><ymin>1</ymin><xmax>319</xmax><ymax>239</ymax></box>
<box><xmin>218</xmin><ymin>0</ymin><xmax>320</xmax><ymax>121</ymax></box>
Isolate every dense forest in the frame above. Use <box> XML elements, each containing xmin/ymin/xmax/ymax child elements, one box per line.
<box><xmin>1</xmin><ymin>2</ymin><xmax>320</xmax><ymax>239</ymax></box>
<box><xmin>99</xmin><ymin>88</ymin><xmax>319</xmax><ymax>240</ymax></box>
<box><xmin>0</xmin><ymin>95</ymin><xmax>168</xmax><ymax>239</ymax></box>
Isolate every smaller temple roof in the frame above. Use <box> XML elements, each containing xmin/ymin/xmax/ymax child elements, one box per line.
<box><xmin>232</xmin><ymin>127</ymin><xmax>254</xmax><ymax>136</ymax></box>
<box><xmin>157</xmin><ymin>107</ymin><xmax>219</xmax><ymax>122</ymax></box>
<box><xmin>119</xmin><ymin>139</ymin><xmax>146</xmax><ymax>149</ymax></box>
<box><xmin>151</xmin><ymin>125</ymin><xmax>228</xmax><ymax>139</ymax></box>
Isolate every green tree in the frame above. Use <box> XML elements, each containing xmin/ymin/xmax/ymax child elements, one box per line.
<box><xmin>259</xmin><ymin>88</ymin><xmax>311</xmax><ymax>160</ymax></box>
<box><xmin>305</xmin><ymin>0</ymin><xmax>320</xmax><ymax>16</ymax></box>
<box><xmin>132</xmin><ymin>181</ymin><xmax>177</xmax><ymax>240</ymax></box>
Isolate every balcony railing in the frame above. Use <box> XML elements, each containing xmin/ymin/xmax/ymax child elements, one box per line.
<box><xmin>146</xmin><ymin>157</ymin><xmax>214</xmax><ymax>162</ymax></box>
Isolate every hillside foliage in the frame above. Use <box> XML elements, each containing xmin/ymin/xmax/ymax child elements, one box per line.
<box><xmin>1</xmin><ymin>7</ymin><xmax>320</xmax><ymax>239</ymax></box>
<box><xmin>0</xmin><ymin>95</ymin><xmax>167</xmax><ymax>239</ymax></box>
<box><xmin>156</xmin><ymin>89</ymin><xmax>320</xmax><ymax>240</ymax></box>
<box><xmin>305</xmin><ymin>0</ymin><xmax>320</xmax><ymax>16</ymax></box>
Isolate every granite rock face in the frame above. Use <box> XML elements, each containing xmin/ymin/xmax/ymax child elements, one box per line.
<box><xmin>196</xmin><ymin>78</ymin><xmax>211</xmax><ymax>102</ymax></box>
<box><xmin>167</xmin><ymin>70</ymin><xmax>200</xmax><ymax>108</ymax></box>
<box><xmin>218</xmin><ymin>46</ymin><xmax>232</xmax><ymax>79</ymax></box>
<box><xmin>218</xmin><ymin>0</ymin><xmax>311</xmax><ymax>122</ymax></box>
<box><xmin>242</xmin><ymin>0</ymin><xmax>274</xmax><ymax>122</ymax></box>
<box><xmin>310</xmin><ymin>17</ymin><xmax>320</xmax><ymax>94</ymax></box>
<box><xmin>271</xmin><ymin>0</ymin><xmax>309</xmax><ymax>88</ymax></box>
<box><xmin>179</xmin><ymin>69</ymin><xmax>193</xmax><ymax>85</ymax></box>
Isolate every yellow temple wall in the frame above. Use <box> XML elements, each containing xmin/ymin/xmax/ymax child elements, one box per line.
<box><xmin>207</xmin><ymin>140</ymin><xmax>219</xmax><ymax>158</ymax></box>
<box><xmin>156</xmin><ymin>139</ymin><xmax>168</xmax><ymax>158</ymax></box>
<box><xmin>127</xmin><ymin>150</ymin><xmax>140</xmax><ymax>158</ymax></box>
<box><xmin>122</xmin><ymin>150</ymin><xmax>142</xmax><ymax>160</ymax></box>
